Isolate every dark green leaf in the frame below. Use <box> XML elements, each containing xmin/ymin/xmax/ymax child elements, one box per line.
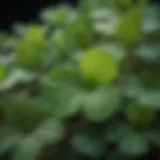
<box><xmin>71</xmin><ymin>128</ymin><xmax>106</xmax><ymax>157</ymax></box>
<box><xmin>118</xmin><ymin>132</ymin><xmax>149</xmax><ymax>156</ymax></box>
<box><xmin>3</xmin><ymin>98</ymin><xmax>50</xmax><ymax>133</ymax></box>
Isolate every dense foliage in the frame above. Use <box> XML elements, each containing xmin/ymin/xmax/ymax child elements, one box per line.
<box><xmin>0</xmin><ymin>0</ymin><xmax>160</xmax><ymax>159</ymax></box>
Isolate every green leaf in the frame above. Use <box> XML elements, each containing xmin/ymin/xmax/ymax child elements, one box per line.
<box><xmin>40</xmin><ymin>77</ymin><xmax>84</xmax><ymax>119</ymax></box>
<box><xmin>91</xmin><ymin>8</ymin><xmax>120</xmax><ymax>37</ymax></box>
<box><xmin>32</xmin><ymin>118</ymin><xmax>65</xmax><ymax>145</ymax></box>
<box><xmin>123</xmin><ymin>75</ymin><xmax>144</xmax><ymax>98</ymax></box>
<box><xmin>143</xmin><ymin>130</ymin><xmax>160</xmax><ymax>146</ymax></box>
<box><xmin>83</xmin><ymin>86</ymin><xmax>121</xmax><ymax>121</ymax></box>
<box><xmin>0</xmin><ymin>65</ymin><xmax>6</xmax><ymax>82</ymax></box>
<box><xmin>135</xmin><ymin>42</ymin><xmax>160</xmax><ymax>61</ymax></box>
<box><xmin>138</xmin><ymin>90</ymin><xmax>160</xmax><ymax>108</ymax></box>
<box><xmin>0</xmin><ymin>33</ymin><xmax>10</xmax><ymax>47</ymax></box>
<box><xmin>40</xmin><ymin>5</ymin><xmax>73</xmax><ymax>25</ymax></box>
<box><xmin>125</xmin><ymin>102</ymin><xmax>156</xmax><ymax>127</ymax></box>
<box><xmin>79</xmin><ymin>47</ymin><xmax>119</xmax><ymax>85</ymax></box>
<box><xmin>12</xmin><ymin>23</ymin><xmax>27</xmax><ymax>36</ymax></box>
<box><xmin>104</xmin><ymin>42</ymin><xmax>126</xmax><ymax>61</ymax></box>
<box><xmin>0</xmin><ymin>68</ymin><xmax>35</xmax><ymax>91</ymax></box>
<box><xmin>105</xmin><ymin>121</ymin><xmax>134</xmax><ymax>143</ymax></box>
<box><xmin>65</xmin><ymin>16</ymin><xmax>93</xmax><ymax>48</ymax></box>
<box><xmin>142</xmin><ymin>70</ymin><xmax>160</xmax><ymax>89</ymax></box>
<box><xmin>112</xmin><ymin>0</ymin><xmax>133</xmax><ymax>10</ymax></box>
<box><xmin>12</xmin><ymin>136</ymin><xmax>43</xmax><ymax>160</ymax></box>
<box><xmin>3</xmin><ymin>98</ymin><xmax>50</xmax><ymax>133</ymax></box>
<box><xmin>116</xmin><ymin>8</ymin><xmax>142</xmax><ymax>46</ymax></box>
<box><xmin>15</xmin><ymin>25</ymin><xmax>47</xmax><ymax>69</ymax></box>
<box><xmin>142</xmin><ymin>5</ymin><xmax>160</xmax><ymax>33</ymax></box>
<box><xmin>0</xmin><ymin>125</ymin><xmax>21</xmax><ymax>156</ymax></box>
<box><xmin>71</xmin><ymin>128</ymin><xmax>106</xmax><ymax>157</ymax></box>
<box><xmin>118</xmin><ymin>132</ymin><xmax>149</xmax><ymax>156</ymax></box>
<box><xmin>51</xmin><ymin>29</ymin><xmax>69</xmax><ymax>55</ymax></box>
<box><xmin>48</xmin><ymin>66</ymin><xmax>81</xmax><ymax>85</ymax></box>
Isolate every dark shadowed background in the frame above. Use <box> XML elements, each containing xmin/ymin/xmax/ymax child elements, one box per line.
<box><xmin>0</xmin><ymin>0</ymin><xmax>77</xmax><ymax>31</ymax></box>
<box><xmin>0</xmin><ymin>0</ymin><xmax>159</xmax><ymax>31</ymax></box>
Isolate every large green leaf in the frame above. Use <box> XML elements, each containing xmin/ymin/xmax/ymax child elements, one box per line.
<box><xmin>79</xmin><ymin>47</ymin><xmax>119</xmax><ymax>85</ymax></box>
<box><xmin>0</xmin><ymin>125</ymin><xmax>21</xmax><ymax>156</ymax></box>
<box><xmin>3</xmin><ymin>98</ymin><xmax>50</xmax><ymax>133</ymax></box>
<box><xmin>32</xmin><ymin>118</ymin><xmax>65</xmax><ymax>145</ymax></box>
<box><xmin>83</xmin><ymin>86</ymin><xmax>121</xmax><ymax>121</ymax></box>
<box><xmin>40</xmin><ymin>77</ymin><xmax>84</xmax><ymax>119</ymax></box>
<box><xmin>12</xmin><ymin>136</ymin><xmax>43</xmax><ymax>160</ymax></box>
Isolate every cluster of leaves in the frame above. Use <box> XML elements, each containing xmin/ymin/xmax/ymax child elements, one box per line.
<box><xmin>0</xmin><ymin>0</ymin><xmax>160</xmax><ymax>159</ymax></box>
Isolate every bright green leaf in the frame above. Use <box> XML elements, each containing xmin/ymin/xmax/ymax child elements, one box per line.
<box><xmin>79</xmin><ymin>47</ymin><xmax>119</xmax><ymax>85</ymax></box>
<box><xmin>15</xmin><ymin>25</ymin><xmax>47</xmax><ymax>69</ymax></box>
